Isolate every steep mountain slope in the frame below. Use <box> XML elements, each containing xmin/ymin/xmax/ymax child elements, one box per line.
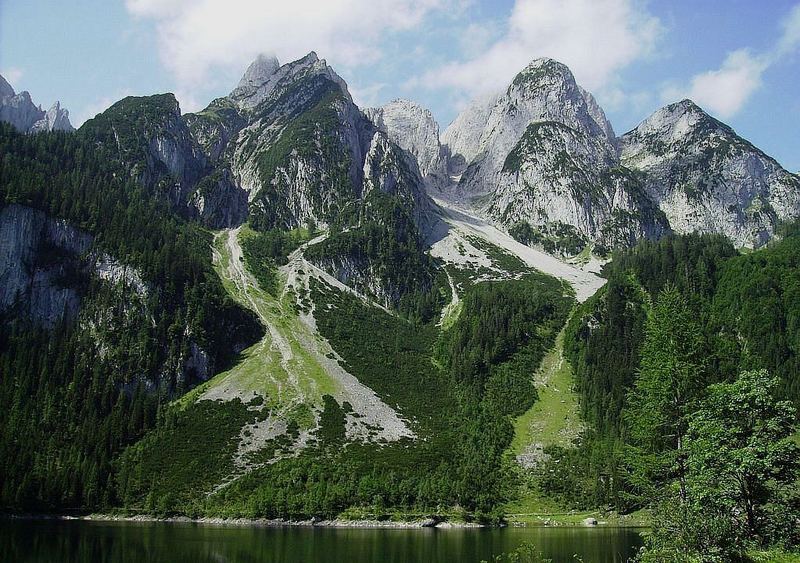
<box><xmin>364</xmin><ymin>99</ymin><xmax>450</xmax><ymax>190</ymax></box>
<box><xmin>79</xmin><ymin>94</ymin><xmax>248</xmax><ymax>228</ymax></box>
<box><xmin>441</xmin><ymin>58</ymin><xmax>668</xmax><ymax>251</ymax></box>
<box><xmin>441</xmin><ymin>92</ymin><xmax>500</xmax><ymax>174</ymax></box>
<box><xmin>621</xmin><ymin>100</ymin><xmax>800</xmax><ymax>247</ymax></box>
<box><xmin>0</xmin><ymin>122</ymin><xmax>261</xmax><ymax>509</ymax></box>
<box><xmin>0</xmin><ymin>74</ymin><xmax>73</xmax><ymax>133</ymax></box>
<box><xmin>207</xmin><ymin>52</ymin><xmax>433</xmax><ymax>237</ymax></box>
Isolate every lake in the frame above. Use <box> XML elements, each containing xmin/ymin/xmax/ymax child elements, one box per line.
<box><xmin>0</xmin><ymin>519</ymin><xmax>643</xmax><ymax>562</ymax></box>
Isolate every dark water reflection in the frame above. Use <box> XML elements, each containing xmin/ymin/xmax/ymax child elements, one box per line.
<box><xmin>0</xmin><ymin>519</ymin><xmax>643</xmax><ymax>563</ymax></box>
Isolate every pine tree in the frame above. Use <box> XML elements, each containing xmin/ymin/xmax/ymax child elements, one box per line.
<box><xmin>623</xmin><ymin>285</ymin><xmax>705</xmax><ymax>503</ymax></box>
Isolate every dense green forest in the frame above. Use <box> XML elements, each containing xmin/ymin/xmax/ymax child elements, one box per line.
<box><xmin>0</xmin><ymin>123</ymin><xmax>261</xmax><ymax>510</ymax></box>
<box><xmin>535</xmin><ymin>232</ymin><xmax>800</xmax><ymax>560</ymax></box>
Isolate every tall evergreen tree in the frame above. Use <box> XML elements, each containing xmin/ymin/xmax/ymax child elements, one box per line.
<box><xmin>623</xmin><ymin>285</ymin><xmax>705</xmax><ymax>503</ymax></box>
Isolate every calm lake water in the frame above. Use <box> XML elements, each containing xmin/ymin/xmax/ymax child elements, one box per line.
<box><xmin>0</xmin><ymin>519</ymin><xmax>643</xmax><ymax>563</ymax></box>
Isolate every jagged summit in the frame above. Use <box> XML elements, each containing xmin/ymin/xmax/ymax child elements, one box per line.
<box><xmin>621</xmin><ymin>98</ymin><xmax>800</xmax><ymax>247</ymax></box>
<box><xmin>364</xmin><ymin>99</ymin><xmax>449</xmax><ymax>188</ymax></box>
<box><xmin>229</xmin><ymin>51</ymin><xmax>351</xmax><ymax>110</ymax></box>
<box><xmin>233</xmin><ymin>54</ymin><xmax>280</xmax><ymax>94</ymax></box>
<box><xmin>512</xmin><ymin>57</ymin><xmax>572</xmax><ymax>81</ymax></box>
<box><xmin>0</xmin><ymin>73</ymin><xmax>73</xmax><ymax>133</ymax></box>
<box><xmin>31</xmin><ymin>101</ymin><xmax>73</xmax><ymax>133</ymax></box>
<box><xmin>0</xmin><ymin>74</ymin><xmax>15</xmax><ymax>98</ymax></box>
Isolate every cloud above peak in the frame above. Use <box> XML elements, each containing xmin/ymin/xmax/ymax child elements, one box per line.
<box><xmin>663</xmin><ymin>50</ymin><xmax>768</xmax><ymax>120</ymax></box>
<box><xmin>409</xmin><ymin>0</ymin><xmax>662</xmax><ymax>96</ymax></box>
<box><xmin>126</xmin><ymin>0</ymin><xmax>450</xmax><ymax>98</ymax></box>
<box><xmin>662</xmin><ymin>3</ymin><xmax>800</xmax><ymax>119</ymax></box>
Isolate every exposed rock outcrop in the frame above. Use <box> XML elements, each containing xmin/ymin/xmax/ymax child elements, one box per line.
<box><xmin>0</xmin><ymin>204</ymin><xmax>91</xmax><ymax>327</ymax></box>
<box><xmin>442</xmin><ymin>58</ymin><xmax>663</xmax><ymax>249</ymax></box>
<box><xmin>620</xmin><ymin>100</ymin><xmax>800</xmax><ymax>247</ymax></box>
<box><xmin>0</xmin><ymin>74</ymin><xmax>73</xmax><ymax>133</ymax></box>
<box><xmin>364</xmin><ymin>99</ymin><xmax>450</xmax><ymax>190</ymax></box>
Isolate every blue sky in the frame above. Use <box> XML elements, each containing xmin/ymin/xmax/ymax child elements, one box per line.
<box><xmin>2</xmin><ymin>0</ymin><xmax>799</xmax><ymax>171</ymax></box>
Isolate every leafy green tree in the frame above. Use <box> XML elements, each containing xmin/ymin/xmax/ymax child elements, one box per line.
<box><xmin>686</xmin><ymin>369</ymin><xmax>799</xmax><ymax>545</ymax></box>
<box><xmin>638</xmin><ymin>370</ymin><xmax>800</xmax><ymax>561</ymax></box>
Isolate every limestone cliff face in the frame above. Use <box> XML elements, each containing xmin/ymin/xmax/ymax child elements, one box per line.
<box><xmin>441</xmin><ymin>58</ymin><xmax>663</xmax><ymax>249</ymax></box>
<box><xmin>364</xmin><ymin>99</ymin><xmax>450</xmax><ymax>190</ymax></box>
<box><xmin>435</xmin><ymin>58</ymin><xmax>798</xmax><ymax>250</ymax></box>
<box><xmin>489</xmin><ymin>122</ymin><xmax>668</xmax><ymax>248</ymax></box>
<box><xmin>441</xmin><ymin>92</ymin><xmax>500</xmax><ymax>175</ymax></box>
<box><xmin>0</xmin><ymin>204</ymin><xmax>91</xmax><ymax>327</ymax></box>
<box><xmin>0</xmin><ymin>74</ymin><xmax>73</xmax><ymax>133</ymax></box>
<box><xmin>620</xmin><ymin>100</ymin><xmax>800</xmax><ymax>248</ymax></box>
<box><xmin>0</xmin><ymin>203</ymin><xmax>221</xmax><ymax>386</ymax></box>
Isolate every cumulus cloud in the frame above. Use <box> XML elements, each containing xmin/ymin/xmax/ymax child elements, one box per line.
<box><xmin>409</xmin><ymin>0</ymin><xmax>662</xmax><ymax>96</ymax></box>
<box><xmin>126</xmin><ymin>0</ymin><xmax>449</xmax><ymax>93</ymax></box>
<box><xmin>662</xmin><ymin>50</ymin><xmax>768</xmax><ymax>119</ymax></box>
<box><xmin>663</xmin><ymin>3</ymin><xmax>800</xmax><ymax>119</ymax></box>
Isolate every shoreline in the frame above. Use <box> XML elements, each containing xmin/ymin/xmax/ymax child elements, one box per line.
<box><xmin>0</xmin><ymin>513</ymin><xmax>486</xmax><ymax>529</ymax></box>
<box><xmin>1</xmin><ymin>512</ymin><xmax>648</xmax><ymax>529</ymax></box>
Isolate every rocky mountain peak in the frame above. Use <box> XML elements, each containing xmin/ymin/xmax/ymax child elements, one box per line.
<box><xmin>30</xmin><ymin>101</ymin><xmax>73</xmax><ymax>133</ymax></box>
<box><xmin>0</xmin><ymin>74</ymin><xmax>73</xmax><ymax>133</ymax></box>
<box><xmin>230</xmin><ymin>51</ymin><xmax>350</xmax><ymax>110</ymax></box>
<box><xmin>511</xmin><ymin>57</ymin><xmax>573</xmax><ymax>86</ymax></box>
<box><xmin>0</xmin><ymin>74</ymin><xmax>16</xmax><ymax>99</ymax></box>
<box><xmin>364</xmin><ymin>99</ymin><xmax>447</xmax><ymax>187</ymax></box>
<box><xmin>233</xmin><ymin>53</ymin><xmax>280</xmax><ymax>94</ymax></box>
<box><xmin>620</xmin><ymin>98</ymin><xmax>800</xmax><ymax>248</ymax></box>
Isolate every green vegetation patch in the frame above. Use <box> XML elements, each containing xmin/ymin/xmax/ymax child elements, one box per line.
<box><xmin>116</xmin><ymin>398</ymin><xmax>262</xmax><ymax>513</ymax></box>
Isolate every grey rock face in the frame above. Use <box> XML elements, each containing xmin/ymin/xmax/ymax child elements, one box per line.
<box><xmin>0</xmin><ymin>74</ymin><xmax>73</xmax><ymax>133</ymax></box>
<box><xmin>364</xmin><ymin>99</ymin><xmax>450</xmax><ymax>190</ymax></box>
<box><xmin>230</xmin><ymin>53</ymin><xmax>280</xmax><ymax>106</ymax></box>
<box><xmin>361</xmin><ymin>129</ymin><xmax>434</xmax><ymax>234</ymax></box>
<box><xmin>30</xmin><ymin>101</ymin><xmax>73</xmax><ymax>132</ymax></box>
<box><xmin>0</xmin><ymin>204</ymin><xmax>92</xmax><ymax>327</ymax></box>
<box><xmin>441</xmin><ymin>91</ymin><xmax>500</xmax><ymax>174</ymax></box>
<box><xmin>453</xmin><ymin>58</ymin><xmax>618</xmax><ymax>199</ymax></box>
<box><xmin>229</xmin><ymin>51</ymin><xmax>351</xmax><ymax>111</ymax></box>
<box><xmin>490</xmin><ymin>121</ymin><xmax>668</xmax><ymax>248</ymax></box>
<box><xmin>442</xmin><ymin>58</ymin><xmax>657</xmax><ymax>249</ymax></box>
<box><xmin>621</xmin><ymin>100</ymin><xmax>800</xmax><ymax>248</ymax></box>
<box><xmin>0</xmin><ymin>75</ymin><xmax>14</xmax><ymax>98</ymax></box>
<box><xmin>440</xmin><ymin>57</ymin><xmax>798</xmax><ymax>250</ymax></box>
<box><xmin>224</xmin><ymin>53</ymin><xmax>433</xmax><ymax>232</ymax></box>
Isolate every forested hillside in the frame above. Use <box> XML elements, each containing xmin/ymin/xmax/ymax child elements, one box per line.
<box><xmin>115</xmin><ymin>269</ymin><xmax>574</xmax><ymax>520</ymax></box>
<box><xmin>534</xmin><ymin>230</ymin><xmax>800</xmax><ymax>559</ymax></box>
<box><xmin>0</xmin><ymin>122</ymin><xmax>261</xmax><ymax>510</ymax></box>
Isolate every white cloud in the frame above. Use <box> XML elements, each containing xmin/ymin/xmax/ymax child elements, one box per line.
<box><xmin>777</xmin><ymin>3</ymin><xmax>800</xmax><ymax>56</ymax></box>
<box><xmin>349</xmin><ymin>82</ymin><xmax>387</xmax><ymax>109</ymax></box>
<box><xmin>1</xmin><ymin>67</ymin><xmax>24</xmax><ymax>88</ymax></box>
<box><xmin>126</xmin><ymin>0</ymin><xmax>449</xmax><ymax>94</ymax></box>
<box><xmin>661</xmin><ymin>3</ymin><xmax>800</xmax><ymax>119</ymax></box>
<box><xmin>662</xmin><ymin>50</ymin><xmax>768</xmax><ymax>119</ymax></box>
<box><xmin>410</xmin><ymin>0</ymin><xmax>661</xmax><ymax>96</ymax></box>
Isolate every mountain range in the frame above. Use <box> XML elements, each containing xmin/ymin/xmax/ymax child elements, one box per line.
<box><xmin>1</xmin><ymin>51</ymin><xmax>798</xmax><ymax>522</ymax></box>
<box><xmin>3</xmin><ymin>53</ymin><xmax>797</xmax><ymax>252</ymax></box>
